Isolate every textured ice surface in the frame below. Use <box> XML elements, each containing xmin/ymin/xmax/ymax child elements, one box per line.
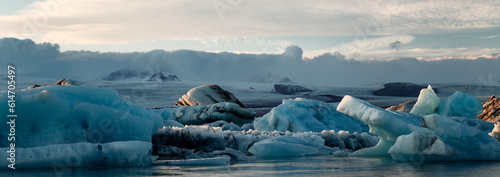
<box><xmin>321</xmin><ymin>130</ymin><xmax>379</xmax><ymax>151</ymax></box>
<box><xmin>0</xmin><ymin>86</ymin><xmax>163</xmax><ymax>168</ymax></box>
<box><xmin>437</xmin><ymin>91</ymin><xmax>483</xmax><ymax>119</ymax></box>
<box><xmin>155</xmin><ymin>102</ymin><xmax>255</xmax><ymax>125</ymax></box>
<box><xmin>410</xmin><ymin>85</ymin><xmax>440</xmax><ymax>116</ymax></box>
<box><xmin>447</xmin><ymin>116</ymin><xmax>494</xmax><ymax>134</ymax></box>
<box><xmin>337</xmin><ymin>94</ymin><xmax>500</xmax><ymax>161</ymax></box>
<box><xmin>490</xmin><ymin>122</ymin><xmax>500</xmax><ymax>141</ymax></box>
<box><xmin>409</xmin><ymin>88</ymin><xmax>482</xmax><ymax>119</ymax></box>
<box><xmin>254</xmin><ymin>98</ymin><xmax>368</xmax><ymax>133</ymax></box>
<box><xmin>206</xmin><ymin>120</ymin><xmax>244</xmax><ymax>131</ymax></box>
<box><xmin>390</xmin><ymin>114</ymin><xmax>500</xmax><ymax>161</ymax></box>
<box><xmin>0</xmin><ymin>141</ymin><xmax>152</xmax><ymax>169</ymax></box>
<box><xmin>175</xmin><ymin>85</ymin><xmax>245</xmax><ymax>107</ymax></box>
<box><xmin>248</xmin><ymin>134</ymin><xmax>337</xmax><ymax>157</ymax></box>
<box><xmin>337</xmin><ymin>95</ymin><xmax>422</xmax><ymax>156</ymax></box>
<box><xmin>152</xmin><ymin>125</ymin><xmax>378</xmax><ymax>159</ymax></box>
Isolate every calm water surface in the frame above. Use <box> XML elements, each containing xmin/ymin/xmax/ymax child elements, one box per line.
<box><xmin>3</xmin><ymin>156</ymin><xmax>500</xmax><ymax>177</ymax></box>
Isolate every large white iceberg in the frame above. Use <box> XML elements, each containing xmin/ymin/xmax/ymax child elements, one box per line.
<box><xmin>0</xmin><ymin>86</ymin><xmax>163</xmax><ymax>169</ymax></box>
<box><xmin>410</xmin><ymin>85</ymin><xmax>440</xmax><ymax>116</ymax></box>
<box><xmin>337</xmin><ymin>95</ymin><xmax>422</xmax><ymax>156</ymax></box>
<box><xmin>254</xmin><ymin>98</ymin><xmax>368</xmax><ymax>133</ymax></box>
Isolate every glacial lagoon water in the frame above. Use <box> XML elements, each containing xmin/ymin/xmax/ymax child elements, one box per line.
<box><xmin>4</xmin><ymin>155</ymin><xmax>500</xmax><ymax>177</ymax></box>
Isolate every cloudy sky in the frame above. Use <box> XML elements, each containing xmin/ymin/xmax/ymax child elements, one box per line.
<box><xmin>0</xmin><ymin>0</ymin><xmax>499</xmax><ymax>60</ymax></box>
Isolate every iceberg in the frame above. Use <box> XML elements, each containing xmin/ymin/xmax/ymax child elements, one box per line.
<box><xmin>321</xmin><ymin>130</ymin><xmax>379</xmax><ymax>151</ymax></box>
<box><xmin>437</xmin><ymin>91</ymin><xmax>482</xmax><ymax>119</ymax></box>
<box><xmin>248</xmin><ymin>134</ymin><xmax>337</xmax><ymax>157</ymax></box>
<box><xmin>206</xmin><ymin>120</ymin><xmax>244</xmax><ymax>131</ymax></box>
<box><xmin>175</xmin><ymin>85</ymin><xmax>245</xmax><ymax>107</ymax></box>
<box><xmin>2</xmin><ymin>141</ymin><xmax>152</xmax><ymax>169</ymax></box>
<box><xmin>389</xmin><ymin>114</ymin><xmax>500</xmax><ymax>161</ymax></box>
<box><xmin>254</xmin><ymin>98</ymin><xmax>368</xmax><ymax>133</ymax></box>
<box><xmin>152</xmin><ymin>125</ymin><xmax>378</xmax><ymax>159</ymax></box>
<box><xmin>337</xmin><ymin>94</ymin><xmax>499</xmax><ymax>161</ymax></box>
<box><xmin>336</xmin><ymin>95</ymin><xmax>422</xmax><ymax>156</ymax></box>
<box><xmin>409</xmin><ymin>87</ymin><xmax>482</xmax><ymax>119</ymax></box>
<box><xmin>155</xmin><ymin>102</ymin><xmax>256</xmax><ymax>125</ymax></box>
<box><xmin>0</xmin><ymin>86</ymin><xmax>163</xmax><ymax>169</ymax></box>
<box><xmin>410</xmin><ymin>85</ymin><xmax>440</xmax><ymax>116</ymax></box>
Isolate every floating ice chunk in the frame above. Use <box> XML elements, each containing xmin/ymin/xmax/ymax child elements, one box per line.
<box><xmin>421</xmin><ymin>114</ymin><xmax>479</xmax><ymax>138</ymax></box>
<box><xmin>437</xmin><ymin>91</ymin><xmax>482</xmax><ymax>119</ymax></box>
<box><xmin>153</xmin><ymin>125</ymin><xmax>377</xmax><ymax>160</ymax></box>
<box><xmin>0</xmin><ymin>141</ymin><xmax>152</xmax><ymax>169</ymax></box>
<box><xmin>321</xmin><ymin>130</ymin><xmax>379</xmax><ymax>151</ymax></box>
<box><xmin>0</xmin><ymin>86</ymin><xmax>163</xmax><ymax>168</ymax></box>
<box><xmin>388</xmin><ymin>131</ymin><xmax>455</xmax><ymax>156</ymax></box>
<box><xmin>327</xmin><ymin>130</ymin><xmax>379</xmax><ymax>151</ymax></box>
<box><xmin>206</xmin><ymin>120</ymin><xmax>244</xmax><ymax>131</ymax></box>
<box><xmin>446</xmin><ymin>116</ymin><xmax>494</xmax><ymax>134</ymax></box>
<box><xmin>175</xmin><ymin>85</ymin><xmax>245</xmax><ymax>107</ymax></box>
<box><xmin>410</xmin><ymin>85</ymin><xmax>440</xmax><ymax>116</ymax></box>
<box><xmin>254</xmin><ymin>98</ymin><xmax>368</xmax><ymax>133</ymax></box>
<box><xmin>489</xmin><ymin>122</ymin><xmax>500</xmax><ymax>141</ymax></box>
<box><xmin>154</xmin><ymin>155</ymin><xmax>230</xmax><ymax>166</ymax></box>
<box><xmin>248</xmin><ymin>134</ymin><xmax>337</xmax><ymax>158</ymax></box>
<box><xmin>156</xmin><ymin>102</ymin><xmax>255</xmax><ymax>125</ymax></box>
<box><xmin>153</xmin><ymin>126</ymin><xmax>257</xmax><ymax>153</ymax></box>
<box><xmin>390</xmin><ymin>114</ymin><xmax>500</xmax><ymax>161</ymax></box>
<box><xmin>336</xmin><ymin>95</ymin><xmax>422</xmax><ymax>156</ymax></box>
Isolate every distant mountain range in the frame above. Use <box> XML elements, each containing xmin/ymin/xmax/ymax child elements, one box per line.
<box><xmin>253</xmin><ymin>73</ymin><xmax>292</xmax><ymax>83</ymax></box>
<box><xmin>104</xmin><ymin>68</ymin><xmax>180</xmax><ymax>82</ymax></box>
<box><xmin>148</xmin><ymin>72</ymin><xmax>181</xmax><ymax>82</ymax></box>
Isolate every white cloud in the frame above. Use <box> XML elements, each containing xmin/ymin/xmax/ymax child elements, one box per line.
<box><xmin>348</xmin><ymin>47</ymin><xmax>500</xmax><ymax>61</ymax></box>
<box><xmin>0</xmin><ymin>0</ymin><xmax>499</xmax><ymax>45</ymax></box>
<box><xmin>4</xmin><ymin>38</ymin><xmax>500</xmax><ymax>86</ymax></box>
<box><xmin>480</xmin><ymin>35</ymin><xmax>500</xmax><ymax>39</ymax></box>
<box><xmin>196</xmin><ymin>37</ymin><xmax>292</xmax><ymax>54</ymax></box>
<box><xmin>301</xmin><ymin>35</ymin><xmax>415</xmax><ymax>59</ymax></box>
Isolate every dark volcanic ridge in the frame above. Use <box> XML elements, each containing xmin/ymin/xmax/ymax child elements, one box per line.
<box><xmin>373</xmin><ymin>82</ymin><xmax>438</xmax><ymax>97</ymax></box>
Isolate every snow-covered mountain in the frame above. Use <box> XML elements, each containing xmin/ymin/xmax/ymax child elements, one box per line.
<box><xmin>103</xmin><ymin>68</ymin><xmax>149</xmax><ymax>81</ymax></box>
<box><xmin>103</xmin><ymin>69</ymin><xmax>181</xmax><ymax>82</ymax></box>
<box><xmin>148</xmin><ymin>72</ymin><xmax>181</xmax><ymax>82</ymax></box>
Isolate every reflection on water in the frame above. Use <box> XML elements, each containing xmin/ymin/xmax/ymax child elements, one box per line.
<box><xmin>3</xmin><ymin>156</ymin><xmax>500</xmax><ymax>177</ymax></box>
